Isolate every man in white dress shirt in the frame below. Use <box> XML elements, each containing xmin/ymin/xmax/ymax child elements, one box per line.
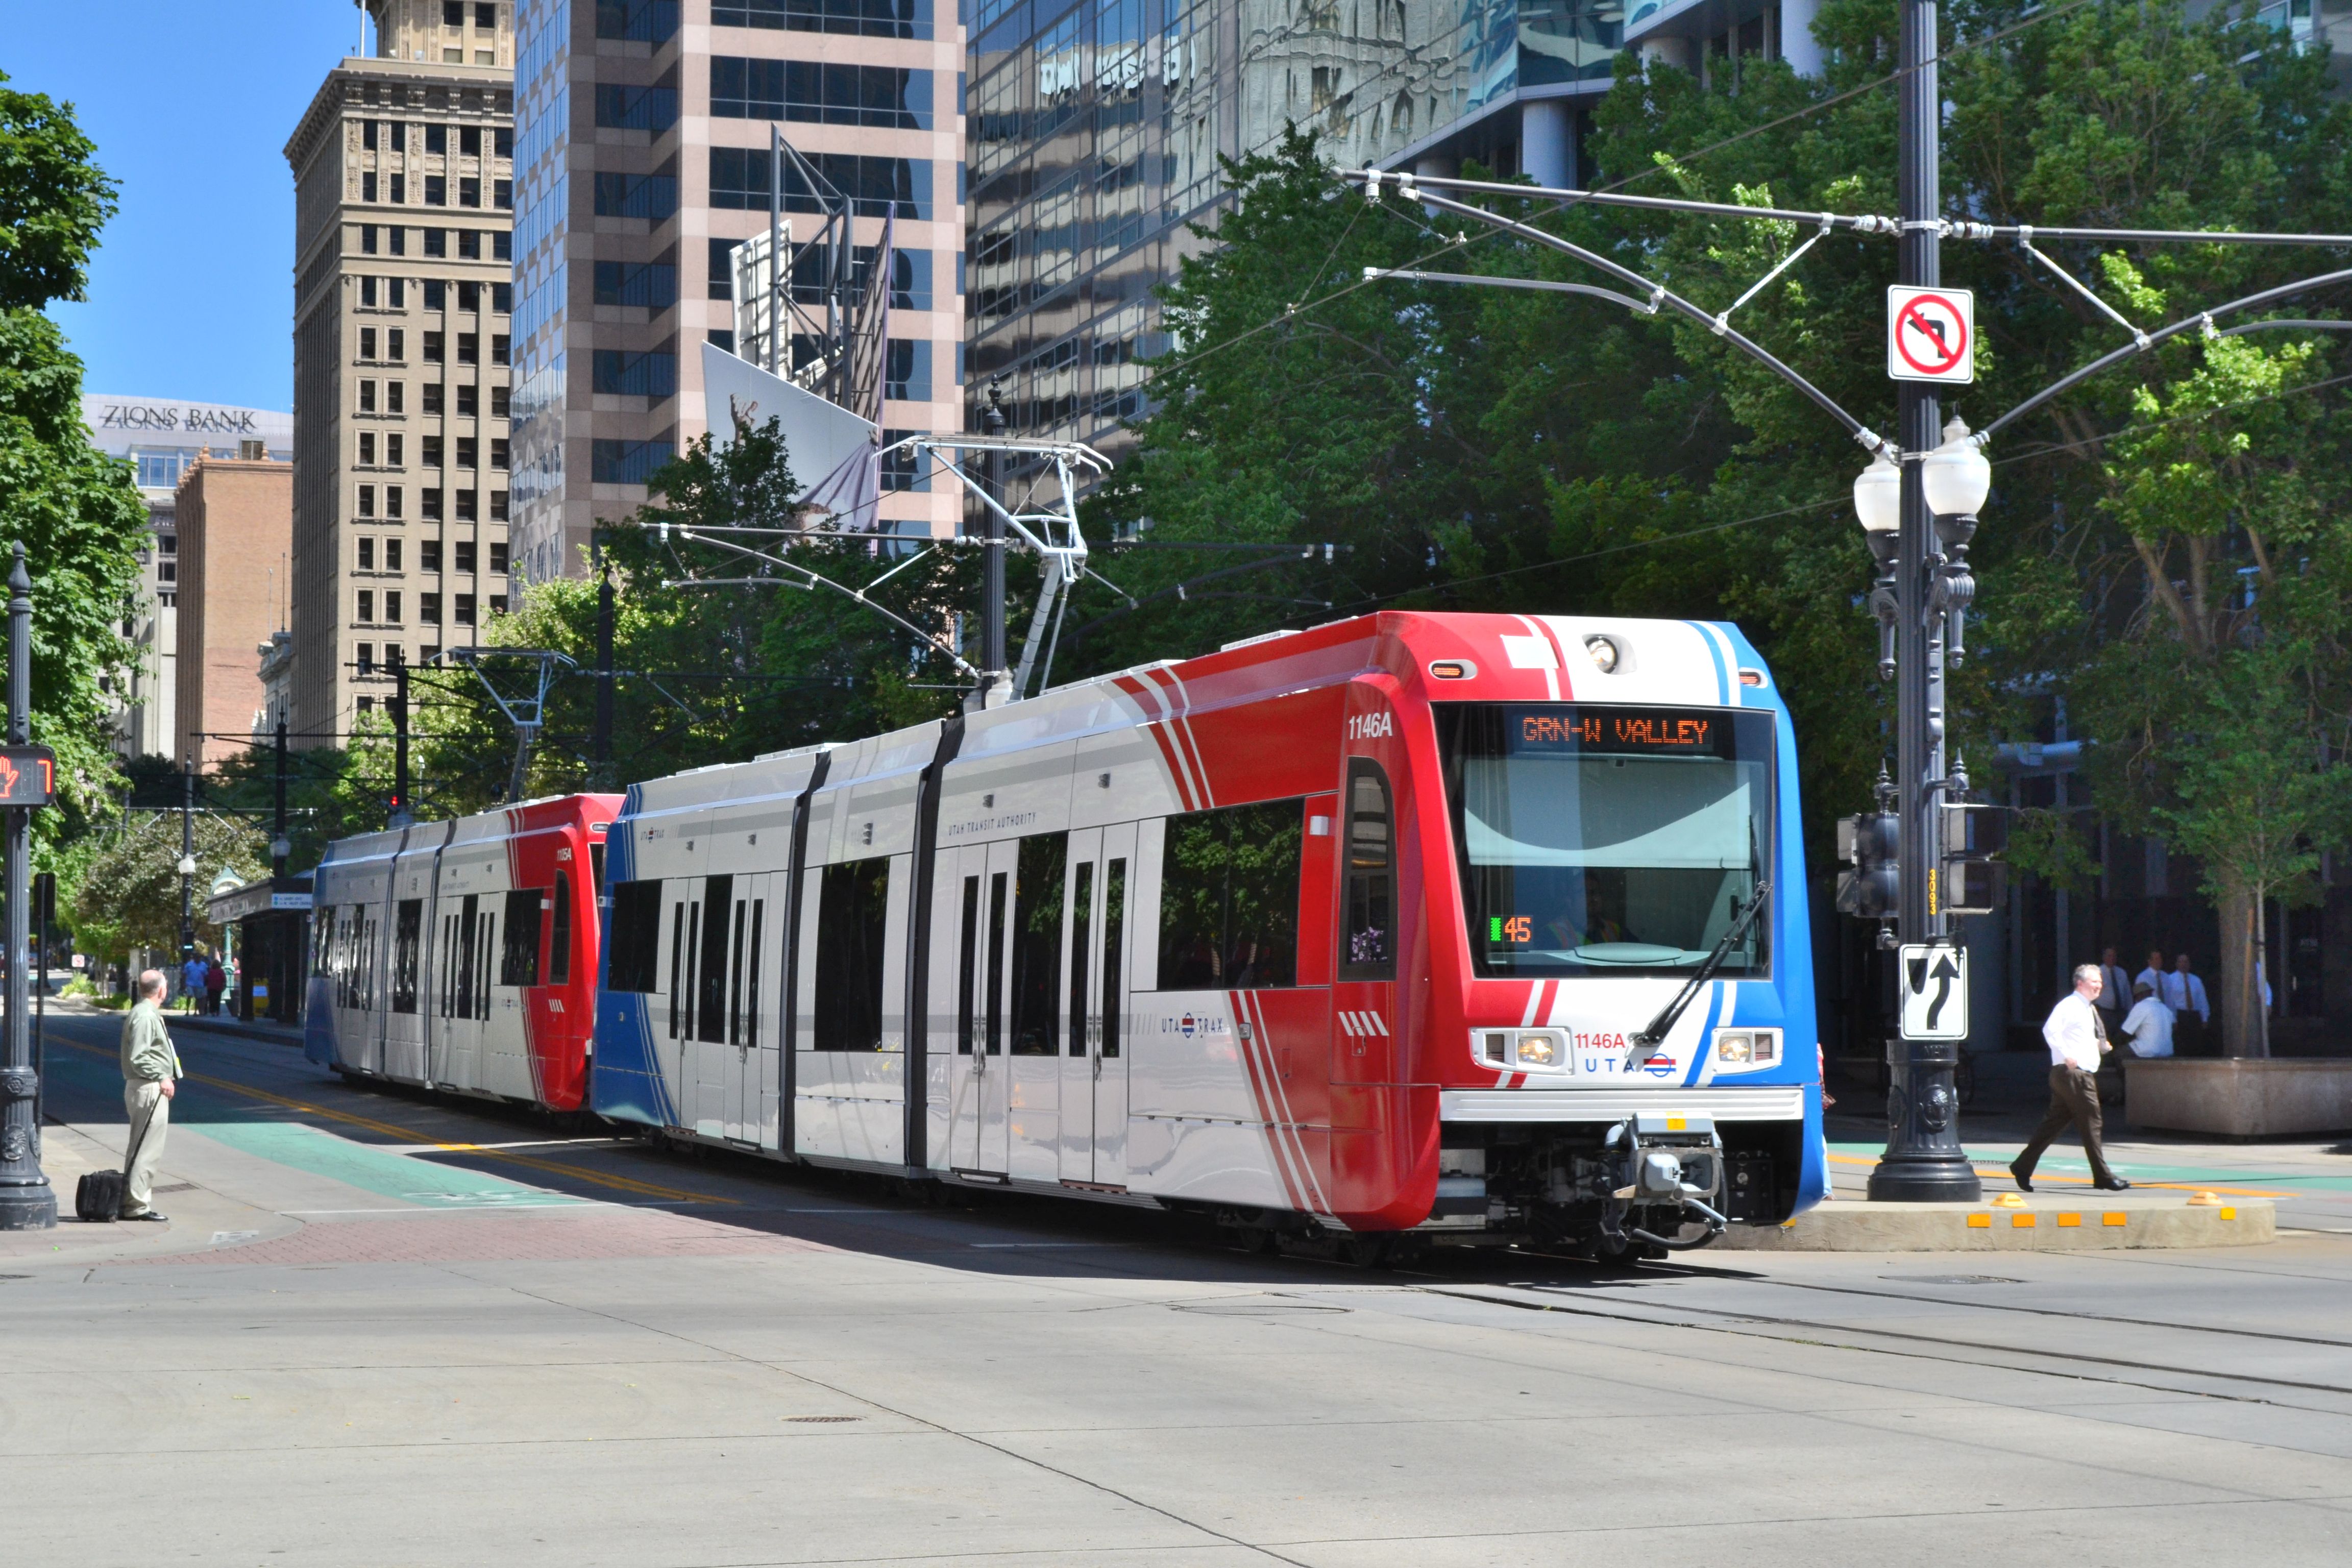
<box><xmin>2166</xmin><ymin>952</ymin><xmax>2211</xmax><ymax>1053</ymax></box>
<box><xmin>2097</xmin><ymin>947</ymin><xmax>2130</xmax><ymax>1036</ymax></box>
<box><xmin>2120</xmin><ymin>981</ymin><xmax>2174</xmax><ymax>1058</ymax></box>
<box><xmin>2135</xmin><ymin>948</ymin><xmax>2168</xmax><ymax>998</ymax></box>
<box><xmin>2011</xmin><ymin>965</ymin><xmax>2130</xmax><ymax>1193</ymax></box>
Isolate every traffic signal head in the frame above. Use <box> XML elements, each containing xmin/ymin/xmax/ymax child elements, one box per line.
<box><xmin>1835</xmin><ymin>812</ymin><xmax>1901</xmax><ymax>919</ymax></box>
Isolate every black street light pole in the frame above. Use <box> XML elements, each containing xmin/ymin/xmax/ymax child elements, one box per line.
<box><xmin>177</xmin><ymin>752</ymin><xmax>197</xmax><ymax>969</ymax></box>
<box><xmin>978</xmin><ymin>376</ymin><xmax>1009</xmax><ymax>705</ymax></box>
<box><xmin>390</xmin><ymin>662</ymin><xmax>411</xmax><ymax>826</ymax></box>
<box><xmin>593</xmin><ymin>554</ymin><xmax>616</xmax><ymax>791</ymax></box>
<box><xmin>1871</xmin><ymin>0</ymin><xmax>1981</xmax><ymax>1202</ymax></box>
<box><xmin>272</xmin><ymin>717</ymin><xmax>290</xmax><ymax>877</ymax></box>
<box><xmin>0</xmin><ymin>543</ymin><xmax>56</xmax><ymax>1229</ymax></box>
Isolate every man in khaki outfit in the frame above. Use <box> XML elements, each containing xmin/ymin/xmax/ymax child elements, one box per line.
<box><xmin>118</xmin><ymin>970</ymin><xmax>181</xmax><ymax>1221</ymax></box>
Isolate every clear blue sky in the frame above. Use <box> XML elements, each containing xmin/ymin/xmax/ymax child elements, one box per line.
<box><xmin>12</xmin><ymin>2</ymin><xmax>374</xmax><ymax>412</ymax></box>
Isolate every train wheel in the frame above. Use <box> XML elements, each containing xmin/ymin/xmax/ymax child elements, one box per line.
<box><xmin>1339</xmin><ymin>1236</ymin><xmax>1391</xmax><ymax>1269</ymax></box>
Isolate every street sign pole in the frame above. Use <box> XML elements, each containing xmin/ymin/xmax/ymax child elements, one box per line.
<box><xmin>0</xmin><ymin>544</ymin><xmax>56</xmax><ymax>1230</ymax></box>
<box><xmin>1872</xmin><ymin>0</ymin><xmax>1982</xmax><ymax>1203</ymax></box>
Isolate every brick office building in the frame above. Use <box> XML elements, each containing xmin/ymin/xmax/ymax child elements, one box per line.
<box><xmin>173</xmin><ymin>455</ymin><xmax>296</xmax><ymax>767</ymax></box>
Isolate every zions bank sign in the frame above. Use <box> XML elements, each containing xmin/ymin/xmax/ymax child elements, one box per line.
<box><xmin>94</xmin><ymin>403</ymin><xmax>262</xmax><ymax>435</ymax></box>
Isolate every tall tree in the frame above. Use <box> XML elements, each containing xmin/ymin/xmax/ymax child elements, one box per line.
<box><xmin>0</xmin><ymin>74</ymin><xmax>151</xmax><ymax>854</ymax></box>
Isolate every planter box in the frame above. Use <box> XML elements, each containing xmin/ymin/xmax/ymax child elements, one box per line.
<box><xmin>2125</xmin><ymin>1058</ymin><xmax>2352</xmax><ymax>1138</ymax></box>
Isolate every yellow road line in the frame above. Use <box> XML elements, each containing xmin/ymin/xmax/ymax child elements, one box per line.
<box><xmin>1825</xmin><ymin>1150</ymin><xmax>2289</xmax><ymax>1198</ymax></box>
<box><xmin>60</xmin><ymin>1040</ymin><xmax>731</xmax><ymax>1206</ymax></box>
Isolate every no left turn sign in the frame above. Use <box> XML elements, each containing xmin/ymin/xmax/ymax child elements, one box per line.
<box><xmin>1886</xmin><ymin>286</ymin><xmax>1975</xmax><ymax>384</ymax></box>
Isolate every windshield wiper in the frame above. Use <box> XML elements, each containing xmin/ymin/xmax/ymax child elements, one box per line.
<box><xmin>1626</xmin><ymin>879</ymin><xmax>1771</xmax><ymax>1063</ymax></box>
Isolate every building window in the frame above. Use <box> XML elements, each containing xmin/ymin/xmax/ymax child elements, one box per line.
<box><xmin>457</xmin><ymin>383</ymin><xmax>478</xmax><ymax>416</ymax></box>
<box><xmin>491</xmin><ymin>384</ymin><xmax>509</xmax><ymax>418</ymax></box>
<box><xmin>425</xmin><ymin>227</ymin><xmax>447</xmax><ymax>257</ymax></box>
<box><xmin>712</xmin><ymin>0</ymin><xmax>927</xmax><ymax>39</ymax></box>
<box><xmin>459</xmin><ymin>230</ymin><xmax>481</xmax><ymax>260</ymax></box>
<box><xmin>885</xmin><ymin>338</ymin><xmax>930</xmax><ymax>402</ymax></box>
<box><xmin>357</xmin><ymin>593</ymin><xmax>375</xmax><ymax>625</ymax></box>
<box><xmin>357</xmin><ymin>537</ymin><xmax>376</xmax><ymax>571</ymax></box>
<box><xmin>595</xmin><ymin>1</ymin><xmax>680</xmax><ymax>44</ymax></box>
<box><xmin>443</xmin><ymin>0</ymin><xmax>463</xmax><ymax>23</ymax></box>
<box><xmin>423</xmin><ymin>381</ymin><xmax>444</xmax><ymax>414</ymax></box>
<box><xmin>386</xmin><ymin>433</ymin><xmax>404</xmax><ymax>465</ymax></box>
<box><xmin>425</xmin><ymin>175</ymin><xmax>447</xmax><ymax>206</ymax></box>
<box><xmin>595</xmin><ymin>84</ymin><xmax>681</xmax><ymax>132</ymax></box>
<box><xmin>388</xmin><ymin>381</ymin><xmax>404</xmax><ymax>413</ymax></box>
<box><xmin>359</xmin><ymin>431</ymin><xmax>378</xmax><ymax>465</ymax></box>
<box><xmin>455</xmin><ymin>541</ymin><xmax>477</xmax><ymax>573</ymax></box>
<box><xmin>490</xmin><ymin>438</ymin><xmax>508</xmax><ymax>470</ymax></box>
<box><xmin>363</xmin><ymin>119</ymin><xmax>378</xmax><ymax>151</ymax></box>
<box><xmin>493</xmin><ymin>230</ymin><xmax>511</xmax><ymax>261</ymax></box>
<box><xmin>492</xmin><ymin>333</ymin><xmax>509</xmax><ymax>364</ymax></box>
<box><xmin>390</xmin><ymin>174</ymin><xmax>406</xmax><ymax>205</ymax></box>
<box><xmin>359</xmin><ymin>379</ymin><xmax>377</xmax><ymax>412</ymax></box>
<box><xmin>387</xmin><ymin>329</ymin><xmax>405</xmax><ymax>360</ymax></box>
<box><xmin>489</xmin><ymin>594</ymin><xmax>507</xmax><ymax>615</ymax></box>
<box><xmin>457</xmin><ymin>332</ymin><xmax>478</xmax><ymax>365</ymax></box>
<box><xmin>708</xmin><ymin>149</ymin><xmax>926</xmax><ymax>218</ymax></box>
<box><xmin>456</xmin><ymin>488</ymin><xmax>478</xmax><ymax>520</ymax></box>
<box><xmin>389</xmin><ymin>225</ymin><xmax>406</xmax><ymax>256</ymax></box>
<box><xmin>385</xmin><ymin>537</ymin><xmax>403</xmax><ymax>571</ymax></box>
<box><xmin>361</xmin><ymin>225</ymin><xmax>378</xmax><ymax>254</ymax></box>
<box><xmin>880</xmin><ymin>429</ymin><xmax>928</xmax><ymax>492</ymax></box>
<box><xmin>421</xmin><ymin>593</ymin><xmax>443</xmax><ymax>624</ymax></box>
<box><xmin>591</xmin><ymin>350</ymin><xmax>676</xmax><ymax>398</ymax></box>
<box><xmin>425</xmin><ymin>280</ymin><xmax>446</xmax><ymax>309</ymax></box>
<box><xmin>360</xmin><ymin>327</ymin><xmax>378</xmax><ymax>359</ymax></box>
<box><xmin>489</xmin><ymin>490</ymin><xmax>509</xmax><ymax>520</ymax></box>
<box><xmin>362</xmin><ymin>172</ymin><xmax>378</xmax><ymax>203</ymax></box>
<box><xmin>386</xmin><ymin>485</ymin><xmax>403</xmax><ymax>519</ymax></box>
<box><xmin>589</xmin><ymin>438</ymin><xmax>674</xmax><ymax>485</ymax></box>
<box><xmin>385</xmin><ymin>592</ymin><xmax>404</xmax><ymax>624</ymax></box>
<box><xmin>457</xmin><ymin>280</ymin><xmax>479</xmax><ymax>312</ymax></box>
<box><xmin>423</xmin><ymin>435</ymin><xmax>445</xmax><ymax>468</ymax></box>
<box><xmin>489</xmin><ymin>541</ymin><xmax>509</xmax><ymax>573</ymax></box>
<box><xmin>425</xmin><ymin>332</ymin><xmax>445</xmax><ymax>362</ymax></box>
<box><xmin>460</xmin><ymin>126</ymin><xmax>481</xmax><ymax>158</ymax></box>
<box><xmin>427</xmin><ymin>124</ymin><xmax>448</xmax><ymax>155</ymax></box>
<box><xmin>710</xmin><ymin>59</ymin><xmax>931</xmax><ymax>129</ymax></box>
<box><xmin>455</xmin><ymin>594</ymin><xmax>477</xmax><ymax>625</ymax></box>
<box><xmin>456</xmin><ymin>436</ymin><xmax>477</xmax><ymax>470</ymax></box>
<box><xmin>591</xmin><ymin>171</ymin><xmax>679</xmax><ymax>220</ymax></box>
<box><xmin>492</xmin><ymin>282</ymin><xmax>511</xmax><ymax>312</ymax></box>
<box><xmin>357</xmin><ymin>695</ymin><xmax>375</xmax><ymax>715</ymax></box>
<box><xmin>423</xmin><ymin>487</ymin><xmax>445</xmax><ymax>520</ymax></box>
<box><xmin>421</xmin><ymin>541</ymin><xmax>443</xmax><ymax>571</ymax></box>
<box><xmin>460</xmin><ymin>176</ymin><xmax>481</xmax><ymax>207</ymax></box>
<box><xmin>358</xmin><ymin>484</ymin><xmax>376</xmax><ymax>517</ymax></box>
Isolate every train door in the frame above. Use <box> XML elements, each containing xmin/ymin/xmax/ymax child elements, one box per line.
<box><xmin>942</xmin><ymin>843</ymin><xmax>995</xmax><ymax>1171</ymax></box>
<box><xmin>1004</xmin><ymin>831</ymin><xmax>1068</xmax><ymax>1182</ymax></box>
<box><xmin>437</xmin><ymin>892</ymin><xmax>494</xmax><ymax>1089</ymax></box>
<box><xmin>1059</xmin><ymin>823</ymin><xmax>1136</xmax><ymax>1186</ymax></box>
<box><xmin>1332</xmin><ymin>761</ymin><xmax>1399</xmax><ymax>1085</ymax></box>
<box><xmin>720</xmin><ymin>875</ymin><xmax>768</xmax><ymax>1144</ymax></box>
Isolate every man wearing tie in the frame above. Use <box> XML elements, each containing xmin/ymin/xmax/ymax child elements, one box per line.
<box><xmin>2097</xmin><ymin>947</ymin><xmax>2130</xmax><ymax>1039</ymax></box>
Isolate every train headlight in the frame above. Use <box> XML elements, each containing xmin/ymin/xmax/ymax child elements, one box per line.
<box><xmin>1514</xmin><ymin>1032</ymin><xmax>1561</xmax><ymax>1069</ymax></box>
<box><xmin>1584</xmin><ymin>635</ymin><xmax>1620</xmax><ymax>673</ymax></box>
<box><xmin>1712</xmin><ymin>1027</ymin><xmax>1781</xmax><ymax>1067</ymax></box>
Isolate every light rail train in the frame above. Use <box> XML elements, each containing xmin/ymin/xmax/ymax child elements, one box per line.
<box><xmin>307</xmin><ymin>612</ymin><xmax>1830</xmax><ymax>1255</ymax></box>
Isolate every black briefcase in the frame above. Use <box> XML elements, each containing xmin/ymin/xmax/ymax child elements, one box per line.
<box><xmin>75</xmin><ymin>1168</ymin><xmax>126</xmax><ymax>1223</ymax></box>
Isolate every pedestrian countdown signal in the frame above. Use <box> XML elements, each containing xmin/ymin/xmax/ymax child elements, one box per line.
<box><xmin>0</xmin><ymin>745</ymin><xmax>55</xmax><ymax>808</ymax></box>
<box><xmin>1898</xmin><ymin>943</ymin><xmax>1969</xmax><ymax>1040</ymax></box>
<box><xmin>1886</xmin><ymin>286</ymin><xmax>1975</xmax><ymax>384</ymax></box>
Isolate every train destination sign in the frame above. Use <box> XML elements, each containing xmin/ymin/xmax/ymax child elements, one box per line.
<box><xmin>1510</xmin><ymin>707</ymin><xmax>1728</xmax><ymax>756</ymax></box>
<box><xmin>0</xmin><ymin>745</ymin><xmax>57</xmax><ymax>807</ymax></box>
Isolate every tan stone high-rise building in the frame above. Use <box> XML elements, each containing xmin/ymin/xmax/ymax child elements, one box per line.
<box><xmin>173</xmin><ymin>454</ymin><xmax>295</xmax><ymax>767</ymax></box>
<box><xmin>283</xmin><ymin>1</ymin><xmax>517</xmax><ymax>747</ymax></box>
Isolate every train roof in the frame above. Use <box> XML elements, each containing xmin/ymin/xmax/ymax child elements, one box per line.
<box><xmin>619</xmin><ymin>611</ymin><xmax>1777</xmax><ymax>823</ymax></box>
<box><xmin>315</xmin><ymin>792</ymin><xmax>623</xmax><ymax>869</ymax></box>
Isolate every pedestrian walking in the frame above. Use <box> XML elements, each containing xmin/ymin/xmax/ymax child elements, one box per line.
<box><xmin>179</xmin><ymin>951</ymin><xmax>207</xmax><ymax>1014</ymax></box>
<box><xmin>2011</xmin><ymin>964</ymin><xmax>2132</xmax><ymax>1193</ymax></box>
<box><xmin>2121</xmin><ymin>981</ymin><xmax>2174</xmax><ymax>1058</ymax></box>
<box><xmin>2165</xmin><ymin>953</ymin><xmax>2211</xmax><ymax>1054</ymax></box>
<box><xmin>2096</xmin><ymin>946</ymin><xmax>2129</xmax><ymax>1035</ymax></box>
<box><xmin>203</xmin><ymin>954</ymin><xmax>225</xmax><ymax>1016</ymax></box>
<box><xmin>117</xmin><ymin>969</ymin><xmax>182</xmax><ymax>1221</ymax></box>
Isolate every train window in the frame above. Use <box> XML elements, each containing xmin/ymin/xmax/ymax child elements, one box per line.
<box><xmin>813</xmin><ymin>857</ymin><xmax>890</xmax><ymax>1051</ymax></box>
<box><xmin>697</xmin><ymin>875</ymin><xmax>733</xmax><ymax>1044</ymax></box>
<box><xmin>668</xmin><ymin>901</ymin><xmax>687</xmax><ymax>1037</ymax></box>
<box><xmin>1101</xmin><ymin>857</ymin><xmax>1125</xmax><ymax>1058</ymax></box>
<box><xmin>590</xmin><ymin>841</ymin><xmax>606</xmax><ymax>893</ymax></box>
<box><xmin>726</xmin><ymin>896</ymin><xmax>747</xmax><ymax>1045</ymax></box>
<box><xmin>391</xmin><ymin>898</ymin><xmax>424</xmax><ymax>1012</ymax></box>
<box><xmin>607</xmin><ymin>880</ymin><xmax>662</xmax><ymax>991</ymax></box>
<box><xmin>1008</xmin><ymin>833</ymin><xmax>1066</xmax><ymax>1055</ymax></box>
<box><xmin>986</xmin><ymin>870</ymin><xmax>1007</xmax><ymax>1054</ymax></box>
<box><xmin>743</xmin><ymin>899</ymin><xmax>764</xmax><ymax>1047</ymax></box>
<box><xmin>1340</xmin><ymin>763</ymin><xmax>1394</xmax><ymax>981</ymax></box>
<box><xmin>453</xmin><ymin>895</ymin><xmax>482</xmax><ymax>1019</ymax></box>
<box><xmin>479</xmin><ymin>913</ymin><xmax>495</xmax><ymax>1017</ymax></box>
<box><xmin>548</xmin><ymin>875</ymin><xmax>573</xmax><ymax>985</ymax></box>
<box><xmin>1067</xmin><ymin>861</ymin><xmax>1092</xmax><ymax>1056</ymax></box>
<box><xmin>500</xmin><ymin>888</ymin><xmax>544</xmax><ymax>987</ymax></box>
<box><xmin>1158</xmin><ymin>800</ymin><xmax>1303</xmax><ymax>990</ymax></box>
<box><xmin>956</xmin><ymin>875</ymin><xmax>980</xmax><ymax>1054</ymax></box>
<box><xmin>1437</xmin><ymin>703</ymin><xmax>1774</xmax><ymax>978</ymax></box>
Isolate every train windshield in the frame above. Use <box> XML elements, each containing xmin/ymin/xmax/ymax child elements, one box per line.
<box><xmin>1437</xmin><ymin>704</ymin><xmax>1774</xmax><ymax>978</ymax></box>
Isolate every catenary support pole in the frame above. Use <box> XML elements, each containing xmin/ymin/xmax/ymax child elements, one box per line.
<box><xmin>593</xmin><ymin>558</ymin><xmax>615</xmax><ymax>789</ymax></box>
<box><xmin>0</xmin><ymin>543</ymin><xmax>55</xmax><ymax>1228</ymax></box>
<box><xmin>178</xmin><ymin>753</ymin><xmax>195</xmax><ymax>967</ymax></box>
<box><xmin>978</xmin><ymin>378</ymin><xmax>1009</xmax><ymax>706</ymax></box>
<box><xmin>1871</xmin><ymin>0</ymin><xmax>1981</xmax><ymax>1203</ymax></box>
<box><xmin>391</xmin><ymin>663</ymin><xmax>411</xmax><ymax>826</ymax></box>
<box><xmin>273</xmin><ymin>717</ymin><xmax>289</xmax><ymax>877</ymax></box>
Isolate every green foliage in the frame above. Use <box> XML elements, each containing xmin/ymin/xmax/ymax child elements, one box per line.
<box><xmin>0</xmin><ymin>72</ymin><xmax>150</xmax><ymax>862</ymax></box>
<box><xmin>70</xmin><ymin>811</ymin><xmax>268</xmax><ymax>960</ymax></box>
<box><xmin>408</xmin><ymin>414</ymin><xmax>971</xmax><ymax>810</ymax></box>
<box><xmin>2002</xmin><ymin>806</ymin><xmax>2098</xmax><ymax>893</ymax></box>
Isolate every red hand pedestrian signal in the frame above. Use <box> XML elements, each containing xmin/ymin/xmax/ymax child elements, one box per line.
<box><xmin>0</xmin><ymin>746</ymin><xmax>56</xmax><ymax>807</ymax></box>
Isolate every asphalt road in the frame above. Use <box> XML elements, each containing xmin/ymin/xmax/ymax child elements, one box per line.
<box><xmin>13</xmin><ymin>1009</ymin><xmax>2352</xmax><ymax>1567</ymax></box>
